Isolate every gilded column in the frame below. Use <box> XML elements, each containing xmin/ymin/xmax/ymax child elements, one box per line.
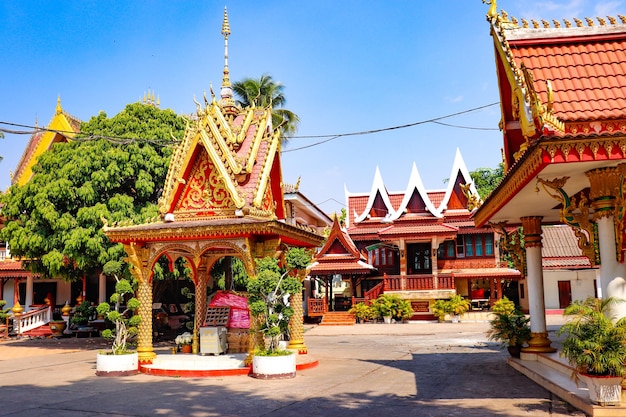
<box><xmin>193</xmin><ymin>262</ymin><xmax>209</xmax><ymax>354</ymax></box>
<box><xmin>136</xmin><ymin>277</ymin><xmax>155</xmax><ymax>363</ymax></box>
<box><xmin>520</xmin><ymin>216</ymin><xmax>556</xmax><ymax>353</ymax></box>
<box><xmin>288</xmin><ymin>270</ymin><xmax>307</xmax><ymax>353</ymax></box>
<box><xmin>125</xmin><ymin>243</ymin><xmax>156</xmax><ymax>364</ymax></box>
<box><xmin>587</xmin><ymin>167</ymin><xmax>626</xmax><ymax>319</ymax></box>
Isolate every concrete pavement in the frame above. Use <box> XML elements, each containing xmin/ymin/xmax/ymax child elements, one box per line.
<box><xmin>0</xmin><ymin>317</ymin><xmax>585</xmax><ymax>417</ymax></box>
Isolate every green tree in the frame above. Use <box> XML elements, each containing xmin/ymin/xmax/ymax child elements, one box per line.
<box><xmin>232</xmin><ymin>74</ymin><xmax>300</xmax><ymax>142</ymax></box>
<box><xmin>0</xmin><ymin>103</ymin><xmax>186</xmax><ymax>282</ymax></box>
<box><xmin>469</xmin><ymin>163</ymin><xmax>504</xmax><ymax>200</ymax></box>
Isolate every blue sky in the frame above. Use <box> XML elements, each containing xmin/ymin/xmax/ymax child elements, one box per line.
<box><xmin>1</xmin><ymin>1</ymin><xmax>622</xmax><ymax>216</ymax></box>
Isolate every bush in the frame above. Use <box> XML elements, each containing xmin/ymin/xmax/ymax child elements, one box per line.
<box><xmin>349</xmin><ymin>302</ymin><xmax>375</xmax><ymax>322</ymax></box>
<box><xmin>487</xmin><ymin>297</ymin><xmax>530</xmax><ymax>348</ymax></box>
<box><xmin>558</xmin><ymin>297</ymin><xmax>626</xmax><ymax>377</ymax></box>
<box><xmin>371</xmin><ymin>294</ymin><xmax>413</xmax><ymax>321</ymax></box>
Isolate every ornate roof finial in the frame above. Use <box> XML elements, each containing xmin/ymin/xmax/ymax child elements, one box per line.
<box><xmin>221</xmin><ymin>7</ymin><xmax>232</xmax><ymax>94</ymax></box>
<box><xmin>56</xmin><ymin>95</ymin><xmax>62</xmax><ymax>115</ymax></box>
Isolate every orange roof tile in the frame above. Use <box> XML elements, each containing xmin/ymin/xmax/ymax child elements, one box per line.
<box><xmin>507</xmin><ymin>26</ymin><xmax>626</xmax><ymax>125</ymax></box>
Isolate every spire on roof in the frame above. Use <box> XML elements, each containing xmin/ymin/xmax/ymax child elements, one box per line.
<box><xmin>221</xmin><ymin>7</ymin><xmax>232</xmax><ymax>98</ymax></box>
<box><xmin>56</xmin><ymin>95</ymin><xmax>62</xmax><ymax>115</ymax></box>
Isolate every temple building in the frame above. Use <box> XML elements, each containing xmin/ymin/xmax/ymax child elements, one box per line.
<box><xmin>0</xmin><ymin>99</ymin><xmax>80</xmax><ymax>314</ymax></box>
<box><xmin>475</xmin><ymin>2</ymin><xmax>626</xmax><ymax>353</ymax></box>
<box><xmin>313</xmin><ymin>148</ymin><xmax>521</xmax><ymax>320</ymax></box>
<box><xmin>102</xmin><ymin>8</ymin><xmax>325</xmax><ymax>362</ymax></box>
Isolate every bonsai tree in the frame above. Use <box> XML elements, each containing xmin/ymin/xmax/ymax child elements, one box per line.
<box><xmin>349</xmin><ymin>302</ymin><xmax>374</xmax><ymax>323</ymax></box>
<box><xmin>96</xmin><ymin>276</ymin><xmax>141</xmax><ymax>355</ymax></box>
<box><xmin>486</xmin><ymin>297</ymin><xmax>530</xmax><ymax>355</ymax></box>
<box><xmin>558</xmin><ymin>297</ymin><xmax>626</xmax><ymax>378</ymax></box>
<box><xmin>0</xmin><ymin>300</ymin><xmax>10</xmax><ymax>322</ymax></box>
<box><xmin>70</xmin><ymin>301</ymin><xmax>95</xmax><ymax>328</ymax></box>
<box><xmin>247</xmin><ymin>247</ymin><xmax>310</xmax><ymax>355</ymax></box>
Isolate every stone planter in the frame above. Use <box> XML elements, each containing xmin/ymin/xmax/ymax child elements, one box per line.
<box><xmin>579</xmin><ymin>373</ymin><xmax>623</xmax><ymax>406</ymax></box>
<box><xmin>96</xmin><ymin>352</ymin><xmax>139</xmax><ymax>377</ymax></box>
<box><xmin>48</xmin><ymin>321</ymin><xmax>67</xmax><ymax>337</ymax></box>
<box><xmin>251</xmin><ymin>351</ymin><xmax>296</xmax><ymax>379</ymax></box>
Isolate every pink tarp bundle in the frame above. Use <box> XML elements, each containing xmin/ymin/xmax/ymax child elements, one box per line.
<box><xmin>209</xmin><ymin>291</ymin><xmax>250</xmax><ymax>329</ymax></box>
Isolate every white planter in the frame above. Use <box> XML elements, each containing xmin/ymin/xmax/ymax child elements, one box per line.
<box><xmin>451</xmin><ymin>315</ymin><xmax>460</xmax><ymax>323</ymax></box>
<box><xmin>96</xmin><ymin>352</ymin><xmax>139</xmax><ymax>377</ymax></box>
<box><xmin>383</xmin><ymin>316</ymin><xmax>392</xmax><ymax>324</ymax></box>
<box><xmin>579</xmin><ymin>373</ymin><xmax>623</xmax><ymax>406</ymax></box>
<box><xmin>251</xmin><ymin>352</ymin><xmax>296</xmax><ymax>379</ymax></box>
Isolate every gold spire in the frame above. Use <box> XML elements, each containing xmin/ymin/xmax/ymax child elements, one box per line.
<box><xmin>56</xmin><ymin>95</ymin><xmax>62</xmax><ymax>115</ymax></box>
<box><xmin>221</xmin><ymin>7</ymin><xmax>231</xmax><ymax>90</ymax></box>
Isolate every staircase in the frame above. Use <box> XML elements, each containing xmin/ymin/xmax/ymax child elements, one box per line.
<box><xmin>22</xmin><ymin>324</ymin><xmax>53</xmax><ymax>337</ymax></box>
<box><xmin>320</xmin><ymin>311</ymin><xmax>355</xmax><ymax>326</ymax></box>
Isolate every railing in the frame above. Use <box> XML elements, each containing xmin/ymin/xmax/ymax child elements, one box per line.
<box><xmin>438</xmin><ymin>276</ymin><xmax>456</xmax><ymax>289</ymax></box>
<box><xmin>383</xmin><ymin>274</ymin><xmax>456</xmax><ymax>291</ymax></box>
<box><xmin>13</xmin><ymin>306</ymin><xmax>51</xmax><ymax>335</ymax></box>
<box><xmin>307</xmin><ymin>298</ymin><xmax>328</xmax><ymax>317</ymax></box>
<box><xmin>364</xmin><ymin>281</ymin><xmax>384</xmax><ymax>300</ymax></box>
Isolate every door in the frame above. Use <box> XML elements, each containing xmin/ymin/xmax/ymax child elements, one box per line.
<box><xmin>406</xmin><ymin>243</ymin><xmax>432</xmax><ymax>274</ymax></box>
<box><xmin>558</xmin><ymin>280</ymin><xmax>572</xmax><ymax>309</ymax></box>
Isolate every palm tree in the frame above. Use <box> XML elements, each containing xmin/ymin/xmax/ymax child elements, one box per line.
<box><xmin>232</xmin><ymin>74</ymin><xmax>300</xmax><ymax>142</ymax></box>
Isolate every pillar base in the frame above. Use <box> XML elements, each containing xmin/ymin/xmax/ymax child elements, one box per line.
<box><xmin>522</xmin><ymin>331</ymin><xmax>556</xmax><ymax>353</ymax></box>
<box><xmin>287</xmin><ymin>339</ymin><xmax>308</xmax><ymax>354</ymax></box>
<box><xmin>137</xmin><ymin>347</ymin><xmax>157</xmax><ymax>364</ymax></box>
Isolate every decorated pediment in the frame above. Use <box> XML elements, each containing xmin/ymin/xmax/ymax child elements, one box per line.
<box><xmin>13</xmin><ymin>97</ymin><xmax>80</xmax><ymax>186</ymax></box>
<box><xmin>158</xmin><ymin>100</ymin><xmax>284</xmax><ymax>221</ymax></box>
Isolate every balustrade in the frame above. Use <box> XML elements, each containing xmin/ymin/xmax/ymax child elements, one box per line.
<box><xmin>13</xmin><ymin>306</ymin><xmax>51</xmax><ymax>334</ymax></box>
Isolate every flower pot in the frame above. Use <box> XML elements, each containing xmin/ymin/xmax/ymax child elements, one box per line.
<box><xmin>383</xmin><ymin>316</ymin><xmax>392</xmax><ymax>324</ymax></box>
<box><xmin>579</xmin><ymin>373</ymin><xmax>623</xmax><ymax>406</ymax></box>
<box><xmin>507</xmin><ymin>345</ymin><xmax>522</xmax><ymax>358</ymax></box>
<box><xmin>181</xmin><ymin>344</ymin><xmax>192</xmax><ymax>354</ymax></box>
<box><xmin>251</xmin><ymin>352</ymin><xmax>296</xmax><ymax>379</ymax></box>
<box><xmin>48</xmin><ymin>321</ymin><xmax>67</xmax><ymax>337</ymax></box>
<box><xmin>451</xmin><ymin>315</ymin><xmax>460</xmax><ymax>323</ymax></box>
<box><xmin>96</xmin><ymin>352</ymin><xmax>138</xmax><ymax>377</ymax></box>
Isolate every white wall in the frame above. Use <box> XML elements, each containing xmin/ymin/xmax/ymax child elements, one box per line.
<box><xmin>543</xmin><ymin>269</ymin><xmax>598</xmax><ymax>309</ymax></box>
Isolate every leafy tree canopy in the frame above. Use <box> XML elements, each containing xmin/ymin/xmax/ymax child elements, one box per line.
<box><xmin>469</xmin><ymin>163</ymin><xmax>504</xmax><ymax>200</ymax></box>
<box><xmin>0</xmin><ymin>103</ymin><xmax>186</xmax><ymax>281</ymax></box>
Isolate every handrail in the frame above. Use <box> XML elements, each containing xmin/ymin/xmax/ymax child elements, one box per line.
<box><xmin>13</xmin><ymin>306</ymin><xmax>51</xmax><ymax>335</ymax></box>
<box><xmin>364</xmin><ymin>281</ymin><xmax>384</xmax><ymax>300</ymax></box>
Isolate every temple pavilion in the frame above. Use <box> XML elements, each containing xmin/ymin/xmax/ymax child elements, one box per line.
<box><xmin>310</xmin><ymin>148</ymin><xmax>520</xmax><ymax>320</ymax></box>
<box><xmin>474</xmin><ymin>2</ymin><xmax>626</xmax><ymax>356</ymax></box>
<box><xmin>103</xmin><ymin>9</ymin><xmax>325</xmax><ymax>362</ymax></box>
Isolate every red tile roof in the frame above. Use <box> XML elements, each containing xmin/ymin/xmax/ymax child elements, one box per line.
<box><xmin>510</xmin><ymin>35</ymin><xmax>626</xmax><ymax>123</ymax></box>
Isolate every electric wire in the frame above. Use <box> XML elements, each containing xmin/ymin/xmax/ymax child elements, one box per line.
<box><xmin>0</xmin><ymin>101</ymin><xmax>500</xmax><ymax>153</ymax></box>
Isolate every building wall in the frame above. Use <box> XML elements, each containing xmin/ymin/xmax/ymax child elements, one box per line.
<box><xmin>543</xmin><ymin>269</ymin><xmax>598</xmax><ymax>309</ymax></box>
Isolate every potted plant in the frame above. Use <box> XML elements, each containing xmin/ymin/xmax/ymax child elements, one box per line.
<box><xmin>446</xmin><ymin>295</ymin><xmax>471</xmax><ymax>323</ymax></box>
<box><xmin>247</xmin><ymin>247</ymin><xmax>310</xmax><ymax>379</ymax></box>
<box><xmin>370</xmin><ymin>294</ymin><xmax>413</xmax><ymax>323</ymax></box>
<box><xmin>95</xmin><ymin>276</ymin><xmax>141</xmax><ymax>376</ymax></box>
<box><xmin>175</xmin><ymin>331</ymin><xmax>193</xmax><ymax>353</ymax></box>
<box><xmin>486</xmin><ymin>297</ymin><xmax>530</xmax><ymax>357</ymax></box>
<box><xmin>558</xmin><ymin>297</ymin><xmax>626</xmax><ymax>406</ymax></box>
<box><xmin>0</xmin><ymin>300</ymin><xmax>11</xmax><ymax>338</ymax></box>
<box><xmin>432</xmin><ymin>299</ymin><xmax>450</xmax><ymax>322</ymax></box>
<box><xmin>70</xmin><ymin>300</ymin><xmax>95</xmax><ymax>329</ymax></box>
<box><xmin>48</xmin><ymin>312</ymin><xmax>67</xmax><ymax>337</ymax></box>
<box><xmin>349</xmin><ymin>302</ymin><xmax>374</xmax><ymax>323</ymax></box>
